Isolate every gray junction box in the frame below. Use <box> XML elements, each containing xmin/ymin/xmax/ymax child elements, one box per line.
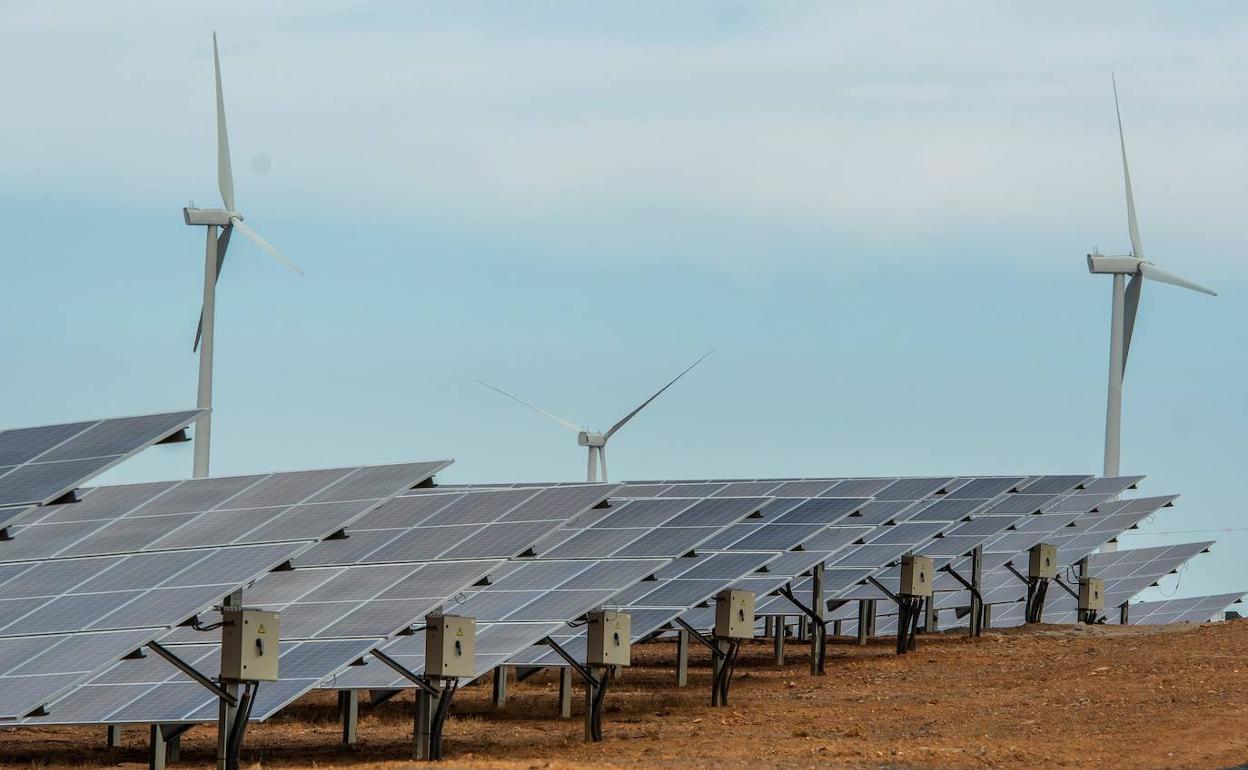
<box><xmin>586</xmin><ymin>610</ymin><xmax>631</xmax><ymax>666</ymax></box>
<box><xmin>715</xmin><ymin>589</ymin><xmax>756</xmax><ymax>639</ymax></box>
<box><xmin>1029</xmin><ymin>543</ymin><xmax>1059</xmax><ymax>579</ymax></box>
<box><xmin>220</xmin><ymin>608</ymin><xmax>280</xmax><ymax>682</ymax></box>
<box><xmin>1079</xmin><ymin>577</ymin><xmax>1105</xmax><ymax>612</ymax></box>
<box><xmin>425</xmin><ymin>614</ymin><xmax>475</xmax><ymax>678</ymax></box>
<box><xmin>899</xmin><ymin>554</ymin><xmax>933</xmax><ymax>597</ymax></box>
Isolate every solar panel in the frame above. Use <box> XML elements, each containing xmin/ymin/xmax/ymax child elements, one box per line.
<box><xmin>0</xmin><ymin>411</ymin><xmax>202</xmax><ymax>510</ymax></box>
<box><xmin>763</xmin><ymin>477</ymin><xmax>1099</xmax><ymax>613</ymax></box>
<box><xmin>26</xmin><ymin>483</ymin><xmax>616</xmax><ymax>725</ymax></box>
<box><xmin>336</xmin><ymin>493</ymin><xmax>780</xmax><ymax>685</ymax></box>
<box><xmin>1123</xmin><ymin>592</ymin><xmax>1245</xmax><ymax>625</ymax></box>
<box><xmin>0</xmin><ymin>460</ymin><xmax>448</xmax><ymax>721</ymax></box>
<box><xmin>984</xmin><ymin>542</ymin><xmax>1214</xmax><ymax>628</ymax></box>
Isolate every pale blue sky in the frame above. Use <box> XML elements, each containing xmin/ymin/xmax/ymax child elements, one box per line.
<box><xmin>1</xmin><ymin>2</ymin><xmax>1244</xmax><ymax>602</ymax></box>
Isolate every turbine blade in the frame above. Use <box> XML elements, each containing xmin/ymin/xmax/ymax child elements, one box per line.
<box><xmin>213</xmin><ymin>32</ymin><xmax>235</xmax><ymax>213</ymax></box>
<box><xmin>192</xmin><ymin>225</ymin><xmax>233</xmax><ymax>352</ymax></box>
<box><xmin>1112</xmin><ymin>75</ymin><xmax>1143</xmax><ymax>259</ymax></box>
<box><xmin>1122</xmin><ymin>272</ymin><xmax>1142</xmax><ymax>374</ymax></box>
<box><xmin>1139</xmin><ymin>262</ymin><xmax>1217</xmax><ymax>297</ymax></box>
<box><xmin>231</xmin><ymin>217</ymin><xmax>304</xmax><ymax>275</ymax></box>
<box><xmin>476</xmin><ymin>380</ymin><xmax>584</xmax><ymax>433</ymax></box>
<box><xmin>604</xmin><ymin>349</ymin><xmax>713</xmax><ymax>440</ymax></box>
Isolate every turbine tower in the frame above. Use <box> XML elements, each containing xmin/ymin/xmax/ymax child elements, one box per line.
<box><xmin>184</xmin><ymin>33</ymin><xmax>302</xmax><ymax>478</ymax></box>
<box><xmin>1087</xmin><ymin>76</ymin><xmax>1215</xmax><ymax>548</ymax></box>
<box><xmin>479</xmin><ymin>351</ymin><xmax>713</xmax><ymax>482</ymax></box>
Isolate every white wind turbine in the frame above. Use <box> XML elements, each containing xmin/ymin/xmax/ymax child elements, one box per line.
<box><xmin>479</xmin><ymin>351</ymin><xmax>713</xmax><ymax>482</ymax></box>
<box><xmin>183</xmin><ymin>33</ymin><xmax>303</xmax><ymax>478</ymax></box>
<box><xmin>1087</xmin><ymin>76</ymin><xmax>1216</xmax><ymax>538</ymax></box>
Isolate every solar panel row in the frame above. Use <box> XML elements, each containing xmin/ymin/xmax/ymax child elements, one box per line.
<box><xmin>0</xmin><ymin>460</ymin><xmax>450</xmax><ymax>721</ymax></box>
<box><xmin>0</xmin><ymin>411</ymin><xmax>202</xmax><ymax>513</ymax></box>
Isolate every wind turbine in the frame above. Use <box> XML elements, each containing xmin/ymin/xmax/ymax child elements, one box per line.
<box><xmin>183</xmin><ymin>33</ymin><xmax>302</xmax><ymax>478</ymax></box>
<box><xmin>478</xmin><ymin>351</ymin><xmax>713</xmax><ymax>482</ymax></box>
<box><xmin>1086</xmin><ymin>76</ymin><xmax>1216</xmax><ymax>549</ymax></box>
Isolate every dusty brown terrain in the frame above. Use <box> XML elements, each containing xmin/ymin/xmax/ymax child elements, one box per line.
<box><xmin>4</xmin><ymin>621</ymin><xmax>1248</xmax><ymax>769</ymax></box>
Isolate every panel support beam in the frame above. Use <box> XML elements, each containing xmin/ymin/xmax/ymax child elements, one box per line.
<box><xmin>147</xmin><ymin>642</ymin><xmax>237</xmax><ymax>706</ymax></box>
<box><xmin>338</xmin><ymin>690</ymin><xmax>358</xmax><ymax>745</ymax></box>
<box><xmin>559</xmin><ymin>667</ymin><xmax>573</xmax><ymax>718</ymax></box>
<box><xmin>810</xmin><ymin>564</ymin><xmax>825</xmax><ymax>675</ymax></box>
<box><xmin>675</xmin><ymin>629</ymin><xmax>689</xmax><ymax>687</ymax></box>
<box><xmin>491</xmin><ymin>666</ymin><xmax>507</xmax><ymax>708</ymax></box>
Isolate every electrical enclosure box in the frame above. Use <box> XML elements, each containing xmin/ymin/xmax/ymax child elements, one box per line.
<box><xmin>586</xmin><ymin>610</ymin><xmax>631</xmax><ymax>667</ymax></box>
<box><xmin>1028</xmin><ymin>543</ymin><xmax>1059</xmax><ymax>579</ymax></box>
<box><xmin>220</xmin><ymin>608</ymin><xmax>280</xmax><ymax>682</ymax></box>
<box><xmin>899</xmin><ymin>555</ymin><xmax>933</xmax><ymax>597</ymax></box>
<box><xmin>425</xmin><ymin>614</ymin><xmax>475</xmax><ymax>678</ymax></box>
<box><xmin>714</xmin><ymin>589</ymin><xmax>755</xmax><ymax>639</ymax></box>
<box><xmin>1079</xmin><ymin>577</ymin><xmax>1105</xmax><ymax>611</ymax></box>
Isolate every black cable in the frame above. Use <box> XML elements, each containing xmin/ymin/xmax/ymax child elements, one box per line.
<box><xmin>713</xmin><ymin>640</ymin><xmax>741</xmax><ymax>706</ymax></box>
<box><xmin>895</xmin><ymin>597</ymin><xmax>924</xmax><ymax>654</ymax></box>
<box><xmin>590</xmin><ymin>672</ymin><xmax>609</xmax><ymax>741</ymax></box>
<box><xmin>225</xmin><ymin>682</ymin><xmax>258</xmax><ymax>770</ymax></box>
<box><xmin>428</xmin><ymin>679</ymin><xmax>458</xmax><ymax>759</ymax></box>
<box><xmin>1025</xmin><ymin>577</ymin><xmax>1049</xmax><ymax>624</ymax></box>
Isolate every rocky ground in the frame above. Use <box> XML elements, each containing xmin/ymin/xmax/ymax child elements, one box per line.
<box><xmin>4</xmin><ymin>620</ymin><xmax>1247</xmax><ymax>769</ymax></box>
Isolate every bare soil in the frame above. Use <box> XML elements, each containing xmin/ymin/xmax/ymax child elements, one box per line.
<box><xmin>4</xmin><ymin>620</ymin><xmax>1248</xmax><ymax>769</ymax></box>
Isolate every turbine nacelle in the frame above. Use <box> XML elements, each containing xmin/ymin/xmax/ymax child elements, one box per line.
<box><xmin>577</xmin><ymin>431</ymin><xmax>606</xmax><ymax>448</ymax></box>
<box><xmin>183</xmin><ymin>207</ymin><xmax>241</xmax><ymax>227</ymax></box>
<box><xmin>1086</xmin><ymin>252</ymin><xmax>1143</xmax><ymax>275</ymax></box>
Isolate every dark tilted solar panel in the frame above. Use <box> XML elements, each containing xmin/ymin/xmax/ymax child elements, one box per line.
<box><xmin>989</xmin><ymin>542</ymin><xmax>1213</xmax><ymax>627</ymax></box>
<box><xmin>656</xmin><ymin>483</ymin><xmax>729</xmax><ymax>498</ymax></box>
<box><xmin>28</xmin><ymin>482</ymin><xmax>612</xmax><ymax>725</ymax></box>
<box><xmin>1017</xmin><ymin>475</ymin><xmax>1093</xmax><ymax>495</ymax></box>
<box><xmin>0</xmin><ymin>460</ymin><xmax>448</xmax><ymax>720</ymax></box>
<box><xmin>712</xmin><ymin>481</ymin><xmax>786</xmax><ymax>497</ymax></box>
<box><xmin>846</xmin><ymin>499</ymin><xmax>917</xmax><ymax>525</ymax></box>
<box><xmin>819</xmin><ymin>478</ymin><xmax>896</xmax><ymax>497</ymax></box>
<box><xmin>1080</xmin><ymin>476</ymin><xmax>1145</xmax><ymax>496</ymax></box>
<box><xmin>1124</xmin><ymin>593</ymin><xmax>1244</xmax><ymax>625</ymax></box>
<box><xmin>874</xmin><ymin>477</ymin><xmax>954</xmax><ymax>501</ymax></box>
<box><xmin>0</xmin><ymin>411</ymin><xmax>202</xmax><ymax>511</ymax></box>
<box><xmin>945</xmin><ymin>477</ymin><xmax>1025</xmax><ymax>499</ymax></box>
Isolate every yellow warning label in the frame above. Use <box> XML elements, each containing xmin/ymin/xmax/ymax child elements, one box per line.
<box><xmin>257</xmin><ymin>624</ymin><xmax>267</xmax><ymax>634</ymax></box>
<box><xmin>456</xmin><ymin>627</ymin><xmax>464</xmax><ymax>637</ymax></box>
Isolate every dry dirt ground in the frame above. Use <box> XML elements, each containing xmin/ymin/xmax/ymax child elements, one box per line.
<box><xmin>4</xmin><ymin>621</ymin><xmax>1248</xmax><ymax>769</ymax></box>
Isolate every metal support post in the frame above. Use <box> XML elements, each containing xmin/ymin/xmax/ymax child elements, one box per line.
<box><xmin>924</xmin><ymin>599</ymin><xmax>937</xmax><ymax>633</ymax></box>
<box><xmin>983</xmin><ymin>604</ymin><xmax>992</xmax><ymax>629</ymax></box>
<box><xmin>773</xmin><ymin>620</ymin><xmax>785</xmax><ymax>665</ymax></box>
<box><xmin>676</xmin><ymin>629</ymin><xmax>689</xmax><ymax>686</ymax></box>
<box><xmin>216</xmin><ymin>589</ymin><xmax>242</xmax><ymax>770</ymax></box>
<box><xmin>832</xmin><ymin>619</ymin><xmax>842</xmax><ymax>638</ymax></box>
<box><xmin>856</xmin><ymin>600</ymin><xmax>870</xmax><ymax>645</ymax></box>
<box><xmin>764</xmin><ymin>616</ymin><xmax>774</xmax><ymax>638</ymax></box>
<box><xmin>167</xmin><ymin>734</ymin><xmax>181</xmax><ymax>763</ymax></box>
<box><xmin>107</xmin><ymin>725</ymin><xmax>122</xmax><ymax>748</ymax></box>
<box><xmin>797</xmin><ymin>615</ymin><xmax>808</xmax><ymax>641</ymax></box>
<box><xmin>710</xmin><ymin>639</ymin><xmax>729</xmax><ymax>707</ymax></box>
<box><xmin>338</xmin><ymin>690</ymin><xmax>358</xmax><ymax>745</ymax></box>
<box><xmin>583</xmin><ymin>665</ymin><xmax>600</xmax><ymax>742</ymax></box>
<box><xmin>149</xmin><ymin>725</ymin><xmax>168</xmax><ymax>770</ymax></box>
<box><xmin>491</xmin><ymin>665</ymin><xmax>507</xmax><ymax>708</ymax></box>
<box><xmin>1119</xmin><ymin>602</ymin><xmax>1130</xmax><ymax>625</ymax></box>
<box><xmin>970</xmin><ymin>545</ymin><xmax>984</xmax><ymax>637</ymax></box>
<box><xmin>867</xmin><ymin>600</ymin><xmax>877</xmax><ymax>636</ymax></box>
<box><xmin>413</xmin><ymin>685</ymin><xmax>436</xmax><ymax>760</ymax></box>
<box><xmin>810</xmin><ymin>564</ymin><xmax>825</xmax><ymax>675</ymax></box>
<box><xmin>559</xmin><ymin>667</ymin><xmax>573</xmax><ymax>718</ymax></box>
